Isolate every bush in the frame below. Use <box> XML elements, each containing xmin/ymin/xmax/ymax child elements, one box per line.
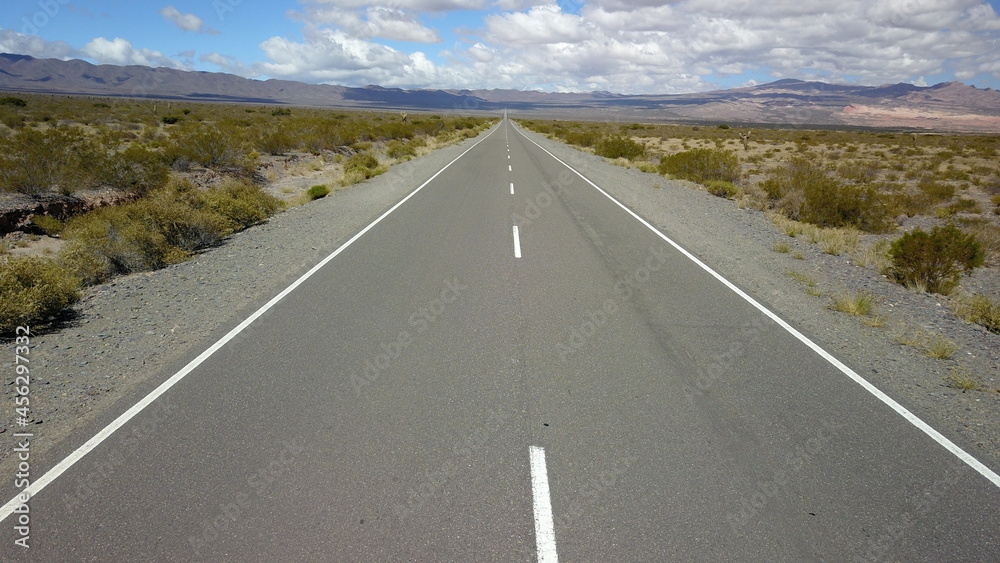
<box><xmin>385</xmin><ymin>139</ymin><xmax>416</xmax><ymax>159</ymax></box>
<box><xmin>60</xmin><ymin>206</ymin><xmax>187</xmax><ymax>284</ymax></box>
<box><xmin>97</xmin><ymin>145</ymin><xmax>169</xmax><ymax>195</ymax></box>
<box><xmin>168</xmin><ymin>126</ymin><xmax>257</xmax><ymax>174</ymax></box>
<box><xmin>57</xmin><ymin>179</ymin><xmax>278</xmax><ymax>285</ymax></box>
<box><xmin>0</xmin><ymin>256</ymin><xmax>80</xmax><ymax>332</ymax></box>
<box><xmin>343</xmin><ymin>152</ymin><xmax>381</xmax><ymax>179</ymax></box>
<box><xmin>0</xmin><ymin>96</ymin><xmax>27</xmax><ymax>107</ymax></box>
<box><xmin>658</xmin><ymin>148</ymin><xmax>741</xmax><ymax>184</ymax></box>
<box><xmin>30</xmin><ymin>214</ymin><xmax>64</xmax><ymax>236</ymax></box>
<box><xmin>705</xmin><ymin>180</ymin><xmax>740</xmax><ymax>199</ymax></box>
<box><xmin>203</xmin><ymin>179</ymin><xmax>282</xmax><ymax>232</ymax></box>
<box><xmin>953</xmin><ymin>294</ymin><xmax>1000</xmax><ymax>333</ymax></box>
<box><xmin>762</xmin><ymin>157</ymin><xmax>892</xmax><ymax>232</ymax></box>
<box><xmin>595</xmin><ymin>135</ymin><xmax>646</xmax><ymax>160</ymax></box>
<box><xmin>889</xmin><ymin>225</ymin><xmax>985</xmax><ymax>294</ymax></box>
<box><xmin>0</xmin><ymin>128</ymin><xmax>99</xmax><ymax>195</ymax></box>
<box><xmin>307</xmin><ymin>184</ymin><xmax>331</xmax><ymax>200</ymax></box>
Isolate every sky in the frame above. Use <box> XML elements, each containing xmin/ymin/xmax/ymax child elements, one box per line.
<box><xmin>1</xmin><ymin>0</ymin><xmax>999</xmax><ymax>95</ymax></box>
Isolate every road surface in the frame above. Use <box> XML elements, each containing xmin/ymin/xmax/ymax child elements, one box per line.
<box><xmin>4</xmin><ymin>117</ymin><xmax>999</xmax><ymax>561</ymax></box>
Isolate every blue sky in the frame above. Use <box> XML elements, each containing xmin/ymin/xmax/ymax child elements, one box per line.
<box><xmin>2</xmin><ymin>1</ymin><xmax>999</xmax><ymax>94</ymax></box>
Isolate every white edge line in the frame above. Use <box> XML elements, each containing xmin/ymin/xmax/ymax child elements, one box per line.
<box><xmin>0</xmin><ymin>122</ymin><xmax>503</xmax><ymax>523</ymax></box>
<box><xmin>513</xmin><ymin>226</ymin><xmax>522</xmax><ymax>258</ymax></box>
<box><xmin>529</xmin><ymin>445</ymin><xmax>558</xmax><ymax>562</ymax></box>
<box><xmin>514</xmin><ymin>124</ymin><xmax>1000</xmax><ymax>490</ymax></box>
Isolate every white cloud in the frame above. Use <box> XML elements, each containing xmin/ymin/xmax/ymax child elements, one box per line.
<box><xmin>0</xmin><ymin>30</ymin><xmax>76</xmax><ymax>60</ymax></box>
<box><xmin>81</xmin><ymin>37</ymin><xmax>189</xmax><ymax>69</ymax></box>
<box><xmin>159</xmin><ymin>5</ymin><xmax>219</xmax><ymax>35</ymax></box>
<box><xmin>308</xmin><ymin>6</ymin><xmax>441</xmax><ymax>42</ymax></box>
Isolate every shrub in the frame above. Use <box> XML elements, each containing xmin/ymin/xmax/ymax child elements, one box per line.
<box><xmin>595</xmin><ymin>135</ymin><xmax>646</xmax><ymax>160</ymax></box>
<box><xmin>60</xmin><ymin>206</ymin><xmax>186</xmax><ymax>284</ymax></box>
<box><xmin>0</xmin><ymin>256</ymin><xmax>80</xmax><ymax>332</ymax></box>
<box><xmin>953</xmin><ymin>294</ymin><xmax>1000</xmax><ymax>333</ymax></box>
<box><xmin>168</xmin><ymin>126</ymin><xmax>257</xmax><ymax>174</ymax></box>
<box><xmin>563</xmin><ymin>130</ymin><xmax>600</xmax><ymax>148</ymax></box>
<box><xmin>30</xmin><ymin>214</ymin><xmax>64</xmax><ymax>236</ymax></box>
<box><xmin>98</xmin><ymin>145</ymin><xmax>169</xmax><ymax>195</ymax></box>
<box><xmin>705</xmin><ymin>180</ymin><xmax>740</xmax><ymax>199</ymax></box>
<box><xmin>203</xmin><ymin>178</ymin><xmax>282</xmax><ymax>233</ymax></box>
<box><xmin>343</xmin><ymin>152</ymin><xmax>381</xmax><ymax>179</ymax></box>
<box><xmin>889</xmin><ymin>225</ymin><xmax>985</xmax><ymax>294</ymax></box>
<box><xmin>56</xmin><ymin>179</ymin><xmax>275</xmax><ymax>284</ymax></box>
<box><xmin>257</xmin><ymin>125</ymin><xmax>297</xmax><ymax>155</ymax></box>
<box><xmin>829</xmin><ymin>291</ymin><xmax>877</xmax><ymax>317</ymax></box>
<box><xmin>307</xmin><ymin>184</ymin><xmax>331</xmax><ymax>200</ymax></box>
<box><xmin>0</xmin><ymin>128</ymin><xmax>98</xmax><ymax>195</ymax></box>
<box><xmin>658</xmin><ymin>148</ymin><xmax>741</xmax><ymax>184</ymax></box>
<box><xmin>385</xmin><ymin>139</ymin><xmax>416</xmax><ymax>159</ymax></box>
<box><xmin>762</xmin><ymin>157</ymin><xmax>892</xmax><ymax>232</ymax></box>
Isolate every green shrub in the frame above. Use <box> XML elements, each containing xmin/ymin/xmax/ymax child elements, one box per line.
<box><xmin>385</xmin><ymin>139</ymin><xmax>416</xmax><ymax>159</ymax></box>
<box><xmin>307</xmin><ymin>184</ymin><xmax>331</xmax><ymax>200</ymax></box>
<box><xmin>953</xmin><ymin>294</ymin><xmax>1000</xmax><ymax>333</ymax></box>
<box><xmin>705</xmin><ymin>180</ymin><xmax>740</xmax><ymax>199</ymax></box>
<box><xmin>658</xmin><ymin>148</ymin><xmax>741</xmax><ymax>184</ymax></box>
<box><xmin>889</xmin><ymin>225</ymin><xmax>985</xmax><ymax>294</ymax></box>
<box><xmin>56</xmin><ymin>179</ymin><xmax>271</xmax><ymax>284</ymax></box>
<box><xmin>762</xmin><ymin>157</ymin><xmax>892</xmax><ymax>232</ymax></box>
<box><xmin>30</xmin><ymin>214</ymin><xmax>64</xmax><ymax>236</ymax></box>
<box><xmin>60</xmin><ymin>206</ymin><xmax>187</xmax><ymax>284</ymax></box>
<box><xmin>0</xmin><ymin>128</ymin><xmax>99</xmax><ymax>195</ymax></box>
<box><xmin>0</xmin><ymin>96</ymin><xmax>27</xmax><ymax>107</ymax></box>
<box><xmin>257</xmin><ymin>125</ymin><xmax>297</xmax><ymax>155</ymax></box>
<box><xmin>98</xmin><ymin>145</ymin><xmax>169</xmax><ymax>195</ymax></box>
<box><xmin>563</xmin><ymin>130</ymin><xmax>601</xmax><ymax>148</ymax></box>
<box><xmin>0</xmin><ymin>256</ymin><xmax>80</xmax><ymax>332</ymax></box>
<box><xmin>343</xmin><ymin>152</ymin><xmax>381</xmax><ymax>179</ymax></box>
<box><xmin>168</xmin><ymin>126</ymin><xmax>257</xmax><ymax>174</ymax></box>
<box><xmin>203</xmin><ymin>179</ymin><xmax>282</xmax><ymax>232</ymax></box>
<box><xmin>595</xmin><ymin>135</ymin><xmax>646</xmax><ymax>160</ymax></box>
<box><xmin>161</xmin><ymin>116</ymin><xmax>181</xmax><ymax>125</ymax></box>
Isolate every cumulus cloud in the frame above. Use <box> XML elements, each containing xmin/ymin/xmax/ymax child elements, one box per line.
<box><xmin>308</xmin><ymin>6</ymin><xmax>442</xmax><ymax>42</ymax></box>
<box><xmin>0</xmin><ymin>30</ymin><xmax>76</xmax><ymax>60</ymax></box>
<box><xmin>78</xmin><ymin>0</ymin><xmax>990</xmax><ymax>94</ymax></box>
<box><xmin>81</xmin><ymin>37</ymin><xmax>189</xmax><ymax>69</ymax></box>
<box><xmin>159</xmin><ymin>5</ymin><xmax>220</xmax><ymax>34</ymax></box>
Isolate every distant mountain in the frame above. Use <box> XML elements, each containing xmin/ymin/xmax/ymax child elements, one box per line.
<box><xmin>2</xmin><ymin>54</ymin><xmax>999</xmax><ymax>132</ymax></box>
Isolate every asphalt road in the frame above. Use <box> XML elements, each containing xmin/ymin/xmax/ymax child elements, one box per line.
<box><xmin>4</xmin><ymin>117</ymin><xmax>1000</xmax><ymax>561</ymax></box>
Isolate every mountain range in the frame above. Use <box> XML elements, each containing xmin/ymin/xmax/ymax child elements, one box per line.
<box><xmin>2</xmin><ymin>53</ymin><xmax>999</xmax><ymax>132</ymax></box>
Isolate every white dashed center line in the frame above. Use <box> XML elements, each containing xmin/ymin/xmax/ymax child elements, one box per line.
<box><xmin>529</xmin><ymin>446</ymin><xmax>558</xmax><ymax>562</ymax></box>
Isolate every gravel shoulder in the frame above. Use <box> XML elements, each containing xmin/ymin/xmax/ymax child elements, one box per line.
<box><xmin>4</xmin><ymin>122</ymin><xmax>999</xmax><ymax>492</ymax></box>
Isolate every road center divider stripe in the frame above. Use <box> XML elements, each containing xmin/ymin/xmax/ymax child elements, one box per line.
<box><xmin>513</xmin><ymin>122</ymin><xmax>1000</xmax><ymax>491</ymax></box>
